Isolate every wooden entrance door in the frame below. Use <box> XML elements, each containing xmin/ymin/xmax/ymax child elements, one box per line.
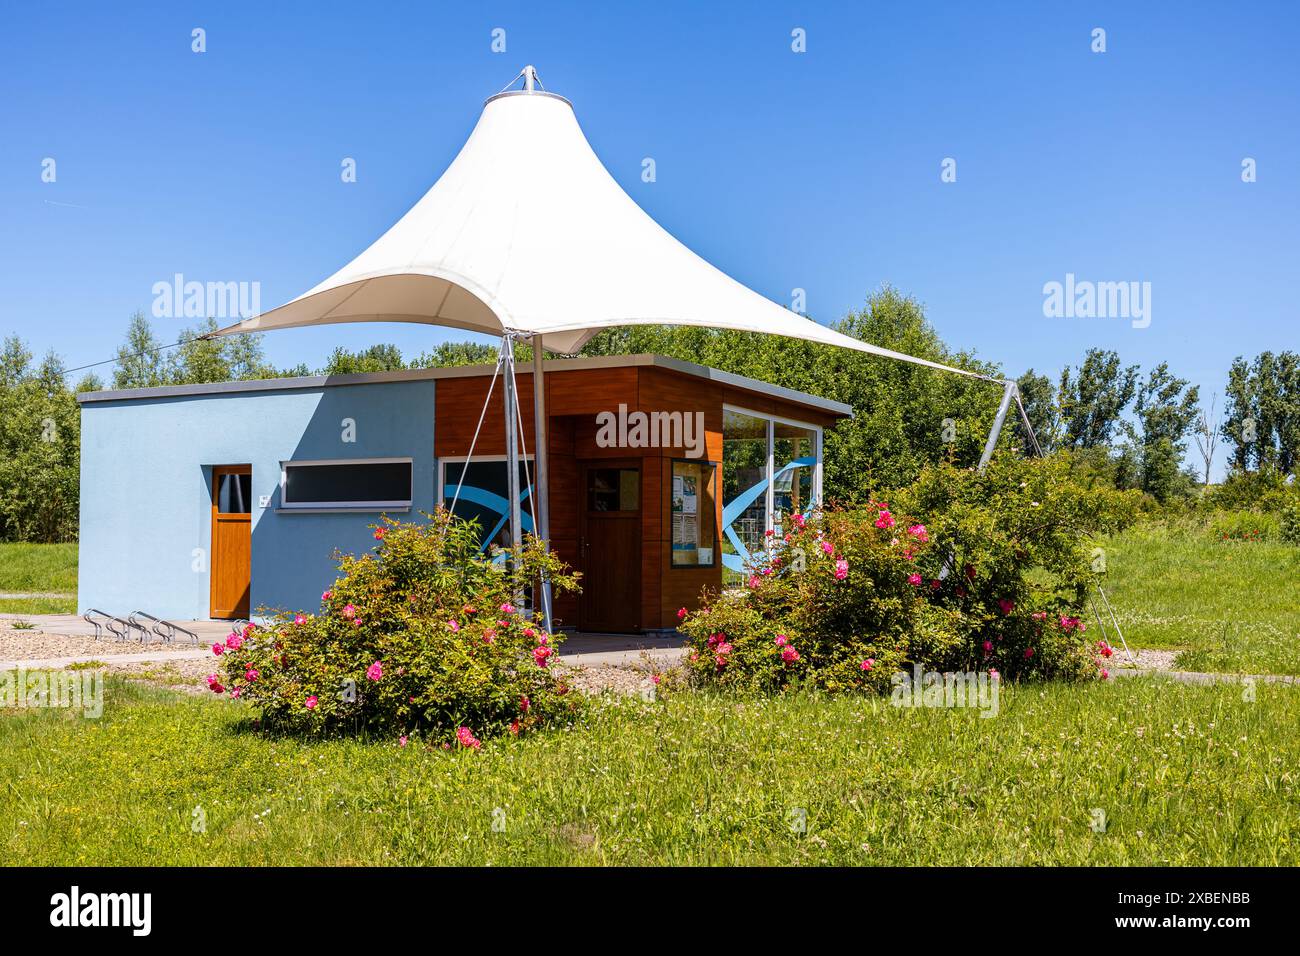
<box><xmin>210</xmin><ymin>465</ymin><xmax>252</xmax><ymax>619</ymax></box>
<box><xmin>578</xmin><ymin>461</ymin><xmax>641</xmax><ymax>633</ymax></box>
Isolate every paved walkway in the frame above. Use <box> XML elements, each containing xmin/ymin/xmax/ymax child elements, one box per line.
<box><xmin>0</xmin><ymin>592</ymin><xmax>74</xmax><ymax>599</ymax></box>
<box><xmin>1</xmin><ymin>613</ymin><xmax>686</xmax><ymax>671</ymax></box>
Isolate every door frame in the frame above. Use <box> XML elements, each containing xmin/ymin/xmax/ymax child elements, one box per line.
<box><xmin>210</xmin><ymin>464</ymin><xmax>252</xmax><ymax>620</ymax></box>
<box><xmin>577</xmin><ymin>458</ymin><xmax>642</xmax><ymax>633</ymax></box>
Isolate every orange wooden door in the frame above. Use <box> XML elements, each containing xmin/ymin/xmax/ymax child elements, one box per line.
<box><xmin>210</xmin><ymin>465</ymin><xmax>252</xmax><ymax>619</ymax></box>
<box><xmin>578</xmin><ymin>461</ymin><xmax>641</xmax><ymax>633</ymax></box>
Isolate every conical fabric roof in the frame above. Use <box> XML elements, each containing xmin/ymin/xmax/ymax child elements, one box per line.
<box><xmin>214</xmin><ymin>72</ymin><xmax>981</xmax><ymax>378</ymax></box>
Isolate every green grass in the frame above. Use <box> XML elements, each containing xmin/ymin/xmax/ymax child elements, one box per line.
<box><xmin>0</xmin><ymin>542</ymin><xmax>77</xmax><ymax>615</ymax></box>
<box><xmin>3</xmin><ymin>677</ymin><xmax>1299</xmax><ymax>865</ymax></box>
<box><xmin>1098</xmin><ymin>522</ymin><xmax>1300</xmax><ymax>675</ymax></box>
<box><xmin>0</xmin><ymin>542</ymin><xmax>77</xmax><ymax>593</ymax></box>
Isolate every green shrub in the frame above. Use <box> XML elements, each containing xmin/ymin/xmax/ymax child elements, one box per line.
<box><xmin>215</xmin><ymin>510</ymin><xmax>581</xmax><ymax>744</ymax></box>
<box><xmin>1208</xmin><ymin>509</ymin><xmax>1280</xmax><ymax>542</ymax></box>
<box><xmin>679</xmin><ymin>456</ymin><xmax>1131</xmax><ymax>692</ymax></box>
<box><xmin>1280</xmin><ymin>496</ymin><xmax>1300</xmax><ymax>545</ymax></box>
<box><xmin>1208</xmin><ymin>466</ymin><xmax>1294</xmax><ymax>513</ymax></box>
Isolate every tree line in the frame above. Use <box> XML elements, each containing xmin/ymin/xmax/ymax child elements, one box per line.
<box><xmin>2</xmin><ymin>295</ymin><xmax>1295</xmax><ymax>541</ymax></box>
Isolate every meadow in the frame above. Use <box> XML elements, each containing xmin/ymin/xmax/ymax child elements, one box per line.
<box><xmin>0</xmin><ymin>542</ymin><xmax>77</xmax><ymax>615</ymax></box>
<box><xmin>2</xmin><ymin>675</ymin><xmax>1297</xmax><ymax>866</ymax></box>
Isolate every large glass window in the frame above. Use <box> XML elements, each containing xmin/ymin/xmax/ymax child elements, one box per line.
<box><xmin>722</xmin><ymin>410</ymin><xmax>770</xmax><ymax>584</ymax></box>
<box><xmin>441</xmin><ymin>458</ymin><xmax>535</xmax><ymax>550</ymax></box>
<box><xmin>773</xmin><ymin>422</ymin><xmax>816</xmax><ymax>535</ymax></box>
<box><xmin>721</xmin><ymin>408</ymin><xmax>821</xmax><ymax>583</ymax></box>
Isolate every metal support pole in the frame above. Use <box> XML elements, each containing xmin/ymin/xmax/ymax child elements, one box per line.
<box><xmin>501</xmin><ymin>335</ymin><xmax>522</xmax><ymax>553</ymax></box>
<box><xmin>977</xmin><ymin>380</ymin><xmax>1017</xmax><ymax>473</ymax></box>
<box><xmin>531</xmin><ymin>334</ymin><xmax>554</xmax><ymax>632</ymax></box>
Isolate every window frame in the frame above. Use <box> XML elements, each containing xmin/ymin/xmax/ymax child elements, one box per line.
<box><xmin>722</xmin><ymin>405</ymin><xmax>824</xmax><ymax>526</ymax></box>
<box><xmin>278</xmin><ymin>457</ymin><xmax>414</xmax><ymax>512</ymax></box>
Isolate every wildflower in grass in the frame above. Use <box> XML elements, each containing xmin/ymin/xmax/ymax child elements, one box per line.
<box><xmin>907</xmin><ymin>523</ymin><xmax>929</xmax><ymax>542</ymax></box>
<box><xmin>399</xmin><ymin>735</ymin><xmax>408</xmax><ymax>747</ymax></box>
<box><xmin>366</xmin><ymin>661</ymin><xmax>383</xmax><ymax>681</ymax></box>
<box><xmin>305</xmin><ymin>695</ymin><xmax>318</xmax><ymax>710</ymax></box>
<box><xmin>781</xmin><ymin>646</ymin><xmax>800</xmax><ymax>664</ymax></box>
<box><xmin>342</xmin><ymin>603</ymin><xmax>357</xmax><ymax>620</ymax></box>
<box><xmin>999</xmin><ymin>598</ymin><xmax>1015</xmax><ymax>616</ymax></box>
<box><xmin>860</xmin><ymin>658</ymin><xmax>874</xmax><ymax>671</ymax></box>
<box><xmin>211</xmin><ymin>642</ymin><xmax>224</xmax><ymax>656</ymax></box>
<box><xmin>908</xmin><ymin>573</ymin><xmax>923</xmax><ymax>586</ymax></box>
<box><xmin>447</xmin><ymin>619</ymin><xmax>460</xmax><ymax>632</ymax></box>
<box><xmin>457</xmin><ymin>726</ymin><xmax>482</xmax><ymax>750</ymax></box>
<box><xmin>834</xmin><ymin>559</ymin><xmax>849</xmax><ymax>580</ymax></box>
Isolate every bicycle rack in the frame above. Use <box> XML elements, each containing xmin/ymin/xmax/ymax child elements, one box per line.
<box><xmin>130</xmin><ymin>611</ymin><xmax>200</xmax><ymax>645</ymax></box>
<box><xmin>84</xmin><ymin>608</ymin><xmax>142</xmax><ymax>642</ymax></box>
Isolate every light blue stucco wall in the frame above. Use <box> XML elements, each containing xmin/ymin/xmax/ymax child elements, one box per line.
<box><xmin>78</xmin><ymin>379</ymin><xmax>436</xmax><ymax>621</ymax></box>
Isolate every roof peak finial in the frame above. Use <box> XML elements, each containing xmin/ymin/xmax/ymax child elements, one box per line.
<box><xmin>522</xmin><ymin>64</ymin><xmax>538</xmax><ymax>92</ymax></box>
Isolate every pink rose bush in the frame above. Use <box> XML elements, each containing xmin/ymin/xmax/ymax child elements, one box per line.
<box><xmin>679</xmin><ymin>456</ymin><xmax>1133</xmax><ymax>691</ymax></box>
<box><xmin>216</xmin><ymin>509</ymin><xmax>583</xmax><ymax>743</ymax></box>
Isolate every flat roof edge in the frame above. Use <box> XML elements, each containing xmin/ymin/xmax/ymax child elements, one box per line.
<box><xmin>77</xmin><ymin>354</ymin><xmax>853</xmax><ymax>417</ymax></box>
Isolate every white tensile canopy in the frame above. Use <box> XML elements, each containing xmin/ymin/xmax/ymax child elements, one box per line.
<box><xmin>211</xmin><ymin>67</ymin><xmax>1025</xmax><ymax>630</ymax></box>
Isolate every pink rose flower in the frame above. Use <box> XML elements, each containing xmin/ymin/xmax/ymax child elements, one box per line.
<box><xmin>775</xmin><ymin>634</ymin><xmax>788</xmax><ymax>646</ymax></box>
<box><xmin>677</xmin><ymin>607</ymin><xmax>688</xmax><ymax>620</ymax></box>
<box><xmin>342</xmin><ymin>603</ymin><xmax>357</xmax><ymax>620</ymax></box>
<box><xmin>456</xmin><ymin>726</ymin><xmax>482</xmax><ymax>750</ymax></box>
<box><xmin>874</xmin><ymin>510</ymin><xmax>895</xmax><ymax>530</ymax></box>
<box><xmin>448</xmin><ymin>619</ymin><xmax>460</xmax><ymax>632</ymax></box>
<box><xmin>834</xmin><ymin>559</ymin><xmax>849</xmax><ymax>580</ymax></box>
<box><xmin>366</xmin><ymin>661</ymin><xmax>383</xmax><ymax>681</ymax></box>
<box><xmin>399</xmin><ymin>735</ymin><xmax>409</xmax><ymax>747</ymax></box>
<box><xmin>860</xmin><ymin>658</ymin><xmax>874</xmax><ymax>671</ymax></box>
<box><xmin>305</xmin><ymin>695</ymin><xmax>318</xmax><ymax>710</ymax></box>
<box><xmin>999</xmin><ymin>599</ymin><xmax>1015</xmax><ymax>616</ymax></box>
<box><xmin>321</xmin><ymin>590</ymin><xmax>332</xmax><ymax>601</ymax></box>
<box><xmin>907</xmin><ymin>524</ymin><xmax>929</xmax><ymax>542</ymax></box>
<box><xmin>245</xmin><ymin>668</ymin><xmax>259</xmax><ymax>682</ymax></box>
<box><xmin>294</xmin><ymin>614</ymin><xmax>306</xmax><ymax>626</ymax></box>
<box><xmin>211</xmin><ymin>642</ymin><xmax>224</xmax><ymax>656</ymax></box>
<box><xmin>908</xmin><ymin>573</ymin><xmax>923</xmax><ymax>586</ymax></box>
<box><xmin>500</xmin><ymin>603</ymin><xmax>516</xmax><ymax>614</ymax></box>
<box><xmin>225</xmin><ymin>633</ymin><xmax>243</xmax><ymax>651</ymax></box>
<box><xmin>820</xmin><ymin>541</ymin><xmax>834</xmax><ymax>556</ymax></box>
<box><xmin>781</xmin><ymin>646</ymin><xmax>800</xmax><ymax>664</ymax></box>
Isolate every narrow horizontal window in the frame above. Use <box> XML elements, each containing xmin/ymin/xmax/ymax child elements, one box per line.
<box><xmin>281</xmin><ymin>459</ymin><xmax>412</xmax><ymax>509</ymax></box>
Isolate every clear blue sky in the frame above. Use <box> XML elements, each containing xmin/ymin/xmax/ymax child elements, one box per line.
<box><xmin>2</xmin><ymin>2</ymin><xmax>1295</xmax><ymax>476</ymax></box>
